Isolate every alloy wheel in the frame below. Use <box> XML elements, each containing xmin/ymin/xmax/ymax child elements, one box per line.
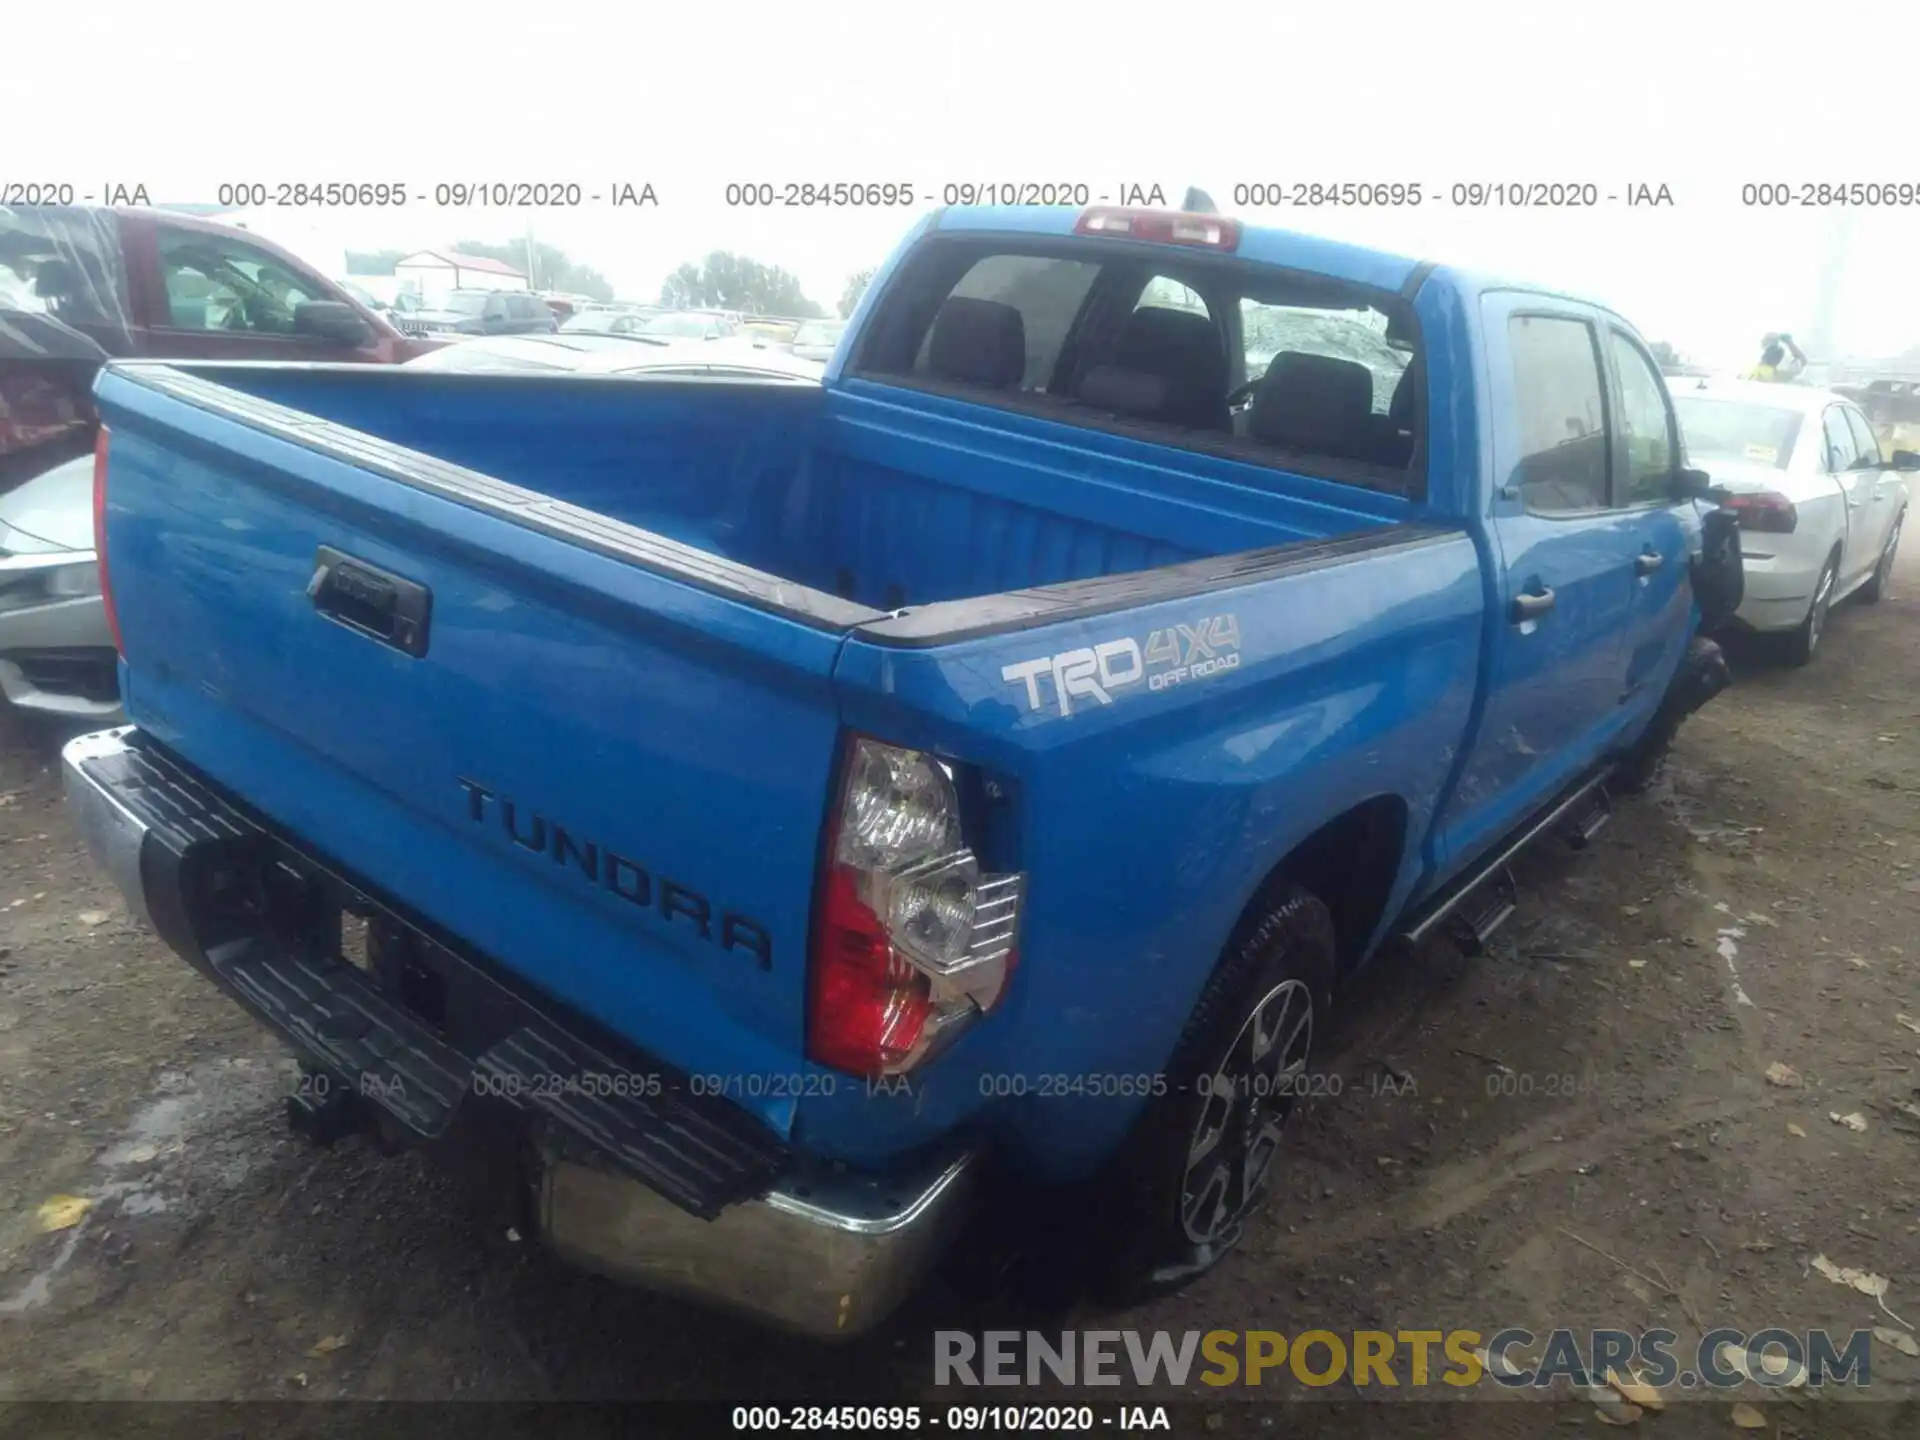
<box><xmin>1808</xmin><ymin>563</ymin><xmax>1835</xmax><ymax>652</ymax></box>
<box><xmin>1179</xmin><ymin>977</ymin><xmax>1314</xmax><ymax>1245</ymax></box>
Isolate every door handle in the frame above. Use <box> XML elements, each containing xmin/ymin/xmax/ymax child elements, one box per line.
<box><xmin>1634</xmin><ymin>550</ymin><xmax>1663</xmax><ymax>576</ymax></box>
<box><xmin>1511</xmin><ymin>588</ymin><xmax>1556</xmax><ymax>622</ymax></box>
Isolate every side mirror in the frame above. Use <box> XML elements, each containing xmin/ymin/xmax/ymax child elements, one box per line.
<box><xmin>1674</xmin><ymin>466</ymin><xmax>1718</xmax><ymax>500</ymax></box>
<box><xmin>294</xmin><ymin>301</ymin><xmax>373</xmax><ymax>346</ymax></box>
<box><xmin>1892</xmin><ymin>449</ymin><xmax>1920</xmax><ymax>472</ymax></box>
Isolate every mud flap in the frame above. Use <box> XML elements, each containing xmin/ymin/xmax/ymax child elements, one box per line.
<box><xmin>1692</xmin><ymin>506</ymin><xmax>1745</xmax><ymax>632</ymax></box>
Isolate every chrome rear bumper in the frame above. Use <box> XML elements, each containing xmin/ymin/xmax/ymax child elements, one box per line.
<box><xmin>540</xmin><ymin>1142</ymin><xmax>979</xmax><ymax>1337</ymax></box>
<box><xmin>62</xmin><ymin>724</ymin><xmax>978</xmax><ymax>1337</ymax></box>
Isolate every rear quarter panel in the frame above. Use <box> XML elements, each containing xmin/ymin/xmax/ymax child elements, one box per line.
<box><xmin>802</xmin><ymin>533</ymin><xmax>1484</xmax><ymax>1179</ymax></box>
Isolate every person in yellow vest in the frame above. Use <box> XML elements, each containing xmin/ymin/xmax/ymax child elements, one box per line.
<box><xmin>1746</xmin><ymin>333</ymin><xmax>1807</xmax><ymax>382</ymax></box>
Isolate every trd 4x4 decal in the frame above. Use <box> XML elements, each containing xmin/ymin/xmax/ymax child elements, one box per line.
<box><xmin>1000</xmin><ymin>614</ymin><xmax>1242</xmax><ymax>717</ymax></box>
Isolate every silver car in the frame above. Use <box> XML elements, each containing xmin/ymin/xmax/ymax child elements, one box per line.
<box><xmin>789</xmin><ymin>318</ymin><xmax>847</xmax><ymax>364</ymax></box>
<box><xmin>0</xmin><ymin>453</ymin><xmax>120</xmax><ymax>719</ymax></box>
<box><xmin>1671</xmin><ymin>377</ymin><xmax>1915</xmax><ymax>664</ymax></box>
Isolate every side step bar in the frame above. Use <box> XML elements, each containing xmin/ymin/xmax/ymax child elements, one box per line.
<box><xmin>1395</xmin><ymin>768</ymin><xmax>1614</xmax><ymax>948</ymax></box>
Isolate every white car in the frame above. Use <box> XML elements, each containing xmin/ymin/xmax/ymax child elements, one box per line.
<box><xmin>1671</xmin><ymin>377</ymin><xmax>1915</xmax><ymax>663</ymax></box>
<box><xmin>402</xmin><ymin>331</ymin><xmax>825</xmax><ymax>382</ymax></box>
<box><xmin>0</xmin><ymin>453</ymin><xmax>120</xmax><ymax>720</ymax></box>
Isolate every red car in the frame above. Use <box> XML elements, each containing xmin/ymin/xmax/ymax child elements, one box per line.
<box><xmin>1</xmin><ymin>205</ymin><xmax>439</xmax><ymax>488</ymax></box>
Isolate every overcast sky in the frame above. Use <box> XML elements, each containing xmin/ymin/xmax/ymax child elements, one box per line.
<box><xmin>16</xmin><ymin>0</ymin><xmax>1920</xmax><ymax>366</ymax></box>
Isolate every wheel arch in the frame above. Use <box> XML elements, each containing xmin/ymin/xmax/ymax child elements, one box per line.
<box><xmin>1233</xmin><ymin>794</ymin><xmax>1411</xmax><ymax>974</ymax></box>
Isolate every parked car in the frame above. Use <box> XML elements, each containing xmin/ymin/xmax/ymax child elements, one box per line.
<box><xmin>789</xmin><ymin>317</ymin><xmax>847</xmax><ymax>363</ymax></box>
<box><xmin>0</xmin><ymin>452</ymin><xmax>118</xmax><ymax>718</ymax></box>
<box><xmin>742</xmin><ymin>319</ymin><xmax>801</xmax><ymax>347</ymax></box>
<box><xmin>67</xmin><ymin>203</ymin><xmax>1733</xmax><ymax>1337</ymax></box>
<box><xmin>640</xmin><ymin>310</ymin><xmax>737</xmax><ymax>340</ymax></box>
<box><xmin>559</xmin><ymin>308</ymin><xmax>659</xmax><ymax>337</ymax></box>
<box><xmin>404</xmin><ymin>331</ymin><xmax>823</xmax><ymax>382</ymax></box>
<box><xmin>391</xmin><ymin>289</ymin><xmax>558</xmax><ymax>338</ymax></box>
<box><xmin>1671</xmin><ymin>376</ymin><xmax>1915</xmax><ymax>663</ymax></box>
<box><xmin>1</xmin><ymin>204</ymin><xmax>436</xmax><ymax>489</ymax></box>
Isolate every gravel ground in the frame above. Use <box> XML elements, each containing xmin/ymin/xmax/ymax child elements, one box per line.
<box><xmin>4</xmin><ymin>544</ymin><xmax>1920</xmax><ymax>1435</ymax></box>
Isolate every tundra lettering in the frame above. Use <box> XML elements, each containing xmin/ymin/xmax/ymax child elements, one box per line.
<box><xmin>457</xmin><ymin>777</ymin><xmax>771</xmax><ymax>968</ymax></box>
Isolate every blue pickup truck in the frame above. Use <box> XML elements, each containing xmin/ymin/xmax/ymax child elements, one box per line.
<box><xmin>64</xmin><ymin>204</ymin><xmax>1735</xmax><ymax>1336</ymax></box>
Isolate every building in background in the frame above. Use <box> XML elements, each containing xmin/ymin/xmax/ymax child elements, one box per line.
<box><xmin>393</xmin><ymin>250</ymin><xmax>528</xmax><ymax>305</ymax></box>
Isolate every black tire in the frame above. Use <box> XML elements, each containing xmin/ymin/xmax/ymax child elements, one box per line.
<box><xmin>1782</xmin><ymin>554</ymin><xmax>1838</xmax><ymax>667</ymax></box>
<box><xmin>1088</xmin><ymin>879</ymin><xmax>1337</xmax><ymax>1308</ymax></box>
<box><xmin>1613</xmin><ymin>728</ymin><xmax>1671</xmax><ymax>795</ymax></box>
<box><xmin>1858</xmin><ymin>510</ymin><xmax>1904</xmax><ymax>605</ymax></box>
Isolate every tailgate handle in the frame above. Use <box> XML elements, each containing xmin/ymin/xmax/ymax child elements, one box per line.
<box><xmin>309</xmin><ymin>547</ymin><xmax>431</xmax><ymax>658</ymax></box>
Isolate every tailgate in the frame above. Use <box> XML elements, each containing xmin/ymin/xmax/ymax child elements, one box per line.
<box><xmin>94</xmin><ymin>365</ymin><xmax>874</xmax><ymax>1136</ymax></box>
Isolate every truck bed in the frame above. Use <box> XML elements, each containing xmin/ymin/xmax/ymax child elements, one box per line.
<box><xmin>150</xmin><ymin>362</ymin><xmax>1402</xmax><ymax>611</ymax></box>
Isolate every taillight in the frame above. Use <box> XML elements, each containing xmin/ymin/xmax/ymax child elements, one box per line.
<box><xmin>92</xmin><ymin>426</ymin><xmax>124</xmax><ymax>658</ymax></box>
<box><xmin>807</xmin><ymin>738</ymin><xmax>1025</xmax><ymax>1077</ymax></box>
<box><xmin>1074</xmin><ymin>207</ymin><xmax>1241</xmax><ymax>250</ymax></box>
<box><xmin>1722</xmin><ymin>490</ymin><xmax>1797</xmax><ymax>534</ymax></box>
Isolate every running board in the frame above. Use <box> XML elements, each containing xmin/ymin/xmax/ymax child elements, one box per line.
<box><xmin>1564</xmin><ymin>786</ymin><xmax>1613</xmax><ymax>849</ymax></box>
<box><xmin>1452</xmin><ymin>869</ymin><xmax>1517</xmax><ymax>956</ymax></box>
<box><xmin>1396</xmin><ymin>768</ymin><xmax>1614</xmax><ymax>948</ymax></box>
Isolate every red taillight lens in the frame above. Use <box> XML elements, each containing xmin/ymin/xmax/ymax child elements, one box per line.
<box><xmin>807</xmin><ymin>867</ymin><xmax>933</xmax><ymax>1075</ymax></box>
<box><xmin>1074</xmin><ymin>207</ymin><xmax>1241</xmax><ymax>250</ymax></box>
<box><xmin>92</xmin><ymin>426</ymin><xmax>124</xmax><ymax>658</ymax></box>
<box><xmin>807</xmin><ymin>739</ymin><xmax>1024</xmax><ymax>1078</ymax></box>
<box><xmin>1722</xmin><ymin>490</ymin><xmax>1797</xmax><ymax>534</ymax></box>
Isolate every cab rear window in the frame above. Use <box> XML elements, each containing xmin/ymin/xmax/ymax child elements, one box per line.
<box><xmin>852</xmin><ymin>237</ymin><xmax>1424</xmax><ymax>496</ymax></box>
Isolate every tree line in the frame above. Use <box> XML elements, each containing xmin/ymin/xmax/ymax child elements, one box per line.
<box><xmin>349</xmin><ymin>245</ymin><xmax>879</xmax><ymax>318</ymax></box>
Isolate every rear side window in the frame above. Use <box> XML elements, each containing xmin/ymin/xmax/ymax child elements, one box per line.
<box><xmin>1509</xmin><ymin>315</ymin><xmax>1609</xmax><ymax>513</ymax></box>
<box><xmin>0</xmin><ymin>206</ymin><xmax>133</xmax><ymax>336</ymax></box>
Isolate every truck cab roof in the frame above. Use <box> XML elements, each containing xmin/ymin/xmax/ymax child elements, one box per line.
<box><xmin>924</xmin><ymin>204</ymin><xmax>1623</xmax><ymax>317</ymax></box>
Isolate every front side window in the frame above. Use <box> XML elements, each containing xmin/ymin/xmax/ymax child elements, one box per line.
<box><xmin>1844</xmin><ymin>406</ymin><xmax>1884</xmax><ymax>469</ymax></box>
<box><xmin>156</xmin><ymin>229</ymin><xmax>324</xmax><ymax>334</ymax></box>
<box><xmin>1608</xmin><ymin>331</ymin><xmax>1676</xmax><ymax>505</ymax></box>
<box><xmin>1822</xmin><ymin>408</ymin><xmax>1859</xmax><ymax>473</ymax></box>
<box><xmin>1508</xmin><ymin>315</ymin><xmax>1609</xmax><ymax>513</ymax></box>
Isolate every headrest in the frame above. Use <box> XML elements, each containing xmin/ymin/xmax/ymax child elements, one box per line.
<box><xmin>33</xmin><ymin>260</ymin><xmax>82</xmax><ymax>299</ymax></box>
<box><xmin>927</xmin><ymin>296</ymin><xmax>1026</xmax><ymax>389</ymax></box>
<box><xmin>1248</xmin><ymin>351</ymin><xmax>1377</xmax><ymax>449</ymax></box>
<box><xmin>1078</xmin><ymin>365</ymin><xmax>1171</xmax><ymax>420</ymax></box>
<box><xmin>1115</xmin><ymin>306</ymin><xmax>1224</xmax><ymax>380</ymax></box>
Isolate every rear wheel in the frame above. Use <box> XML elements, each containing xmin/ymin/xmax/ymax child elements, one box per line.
<box><xmin>1859</xmin><ymin>511</ymin><xmax>1904</xmax><ymax>604</ymax></box>
<box><xmin>1089</xmin><ymin>880</ymin><xmax>1336</xmax><ymax>1307</ymax></box>
<box><xmin>1782</xmin><ymin>555</ymin><xmax>1838</xmax><ymax>666</ymax></box>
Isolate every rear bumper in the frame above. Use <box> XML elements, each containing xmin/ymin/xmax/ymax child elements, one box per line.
<box><xmin>540</xmin><ymin>1140</ymin><xmax>978</xmax><ymax>1336</ymax></box>
<box><xmin>0</xmin><ymin>589</ymin><xmax>122</xmax><ymax>718</ymax></box>
<box><xmin>1731</xmin><ymin>551</ymin><xmax>1817</xmax><ymax>632</ymax></box>
<box><xmin>61</xmin><ymin>726</ymin><xmax>976</xmax><ymax>1336</ymax></box>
